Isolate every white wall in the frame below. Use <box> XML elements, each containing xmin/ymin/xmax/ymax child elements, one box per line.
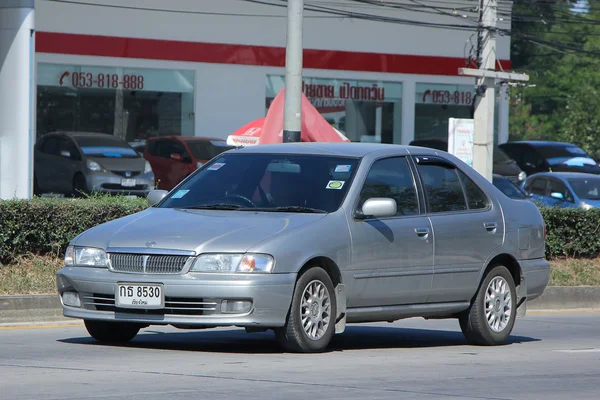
<box><xmin>34</xmin><ymin>0</ymin><xmax>511</xmax><ymax>60</ymax></box>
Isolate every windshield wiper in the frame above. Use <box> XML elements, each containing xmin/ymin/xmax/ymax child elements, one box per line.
<box><xmin>185</xmin><ymin>203</ymin><xmax>243</xmax><ymax>210</ymax></box>
<box><xmin>251</xmin><ymin>206</ymin><xmax>327</xmax><ymax>214</ymax></box>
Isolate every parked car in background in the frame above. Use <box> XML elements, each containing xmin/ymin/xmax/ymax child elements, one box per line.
<box><xmin>145</xmin><ymin>136</ymin><xmax>235</xmax><ymax>190</ymax></box>
<box><xmin>499</xmin><ymin>141</ymin><xmax>600</xmax><ymax>177</ymax></box>
<box><xmin>522</xmin><ymin>172</ymin><xmax>600</xmax><ymax>209</ymax></box>
<box><xmin>57</xmin><ymin>143</ymin><xmax>550</xmax><ymax>353</ymax></box>
<box><xmin>492</xmin><ymin>174</ymin><xmax>530</xmax><ymax>200</ymax></box>
<box><xmin>409</xmin><ymin>138</ymin><xmax>526</xmax><ymax>184</ymax></box>
<box><xmin>34</xmin><ymin>132</ymin><xmax>154</xmax><ymax>197</ymax></box>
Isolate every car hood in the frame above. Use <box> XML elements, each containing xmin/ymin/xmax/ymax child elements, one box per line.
<box><xmin>73</xmin><ymin>208</ymin><xmax>327</xmax><ymax>254</ymax></box>
<box><xmin>87</xmin><ymin>156</ymin><xmax>146</xmax><ymax>172</ymax></box>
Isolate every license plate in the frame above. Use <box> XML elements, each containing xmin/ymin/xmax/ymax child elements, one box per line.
<box><xmin>121</xmin><ymin>178</ymin><xmax>136</xmax><ymax>187</ymax></box>
<box><xmin>115</xmin><ymin>284</ymin><xmax>164</xmax><ymax>309</ymax></box>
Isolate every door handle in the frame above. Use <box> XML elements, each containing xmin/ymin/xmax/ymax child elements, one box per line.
<box><xmin>415</xmin><ymin>227</ymin><xmax>430</xmax><ymax>238</ymax></box>
<box><xmin>483</xmin><ymin>222</ymin><xmax>497</xmax><ymax>232</ymax></box>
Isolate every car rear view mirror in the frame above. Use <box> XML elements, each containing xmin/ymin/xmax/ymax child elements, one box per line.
<box><xmin>170</xmin><ymin>153</ymin><xmax>183</xmax><ymax>161</ymax></box>
<box><xmin>147</xmin><ymin>189</ymin><xmax>169</xmax><ymax>206</ymax></box>
<box><xmin>359</xmin><ymin>198</ymin><xmax>397</xmax><ymax>219</ymax></box>
<box><xmin>267</xmin><ymin>161</ymin><xmax>301</xmax><ymax>174</ymax></box>
<box><xmin>60</xmin><ymin>150</ymin><xmax>71</xmax><ymax>158</ymax></box>
<box><xmin>550</xmin><ymin>192</ymin><xmax>564</xmax><ymax>200</ymax></box>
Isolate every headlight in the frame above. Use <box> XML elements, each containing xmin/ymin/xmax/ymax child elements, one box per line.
<box><xmin>518</xmin><ymin>171</ymin><xmax>527</xmax><ymax>181</ymax></box>
<box><xmin>87</xmin><ymin>160</ymin><xmax>105</xmax><ymax>172</ymax></box>
<box><xmin>189</xmin><ymin>253</ymin><xmax>274</xmax><ymax>273</ymax></box>
<box><xmin>64</xmin><ymin>246</ymin><xmax>109</xmax><ymax>267</ymax></box>
<box><xmin>196</xmin><ymin>162</ymin><xmax>204</xmax><ymax>169</ymax></box>
<box><xmin>580</xmin><ymin>202</ymin><xmax>594</xmax><ymax>210</ymax></box>
<box><xmin>144</xmin><ymin>161</ymin><xmax>153</xmax><ymax>174</ymax></box>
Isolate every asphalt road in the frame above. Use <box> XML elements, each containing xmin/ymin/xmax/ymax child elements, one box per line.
<box><xmin>1</xmin><ymin>312</ymin><xmax>599</xmax><ymax>400</ymax></box>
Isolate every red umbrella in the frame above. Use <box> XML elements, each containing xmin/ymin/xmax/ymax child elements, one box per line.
<box><xmin>259</xmin><ymin>88</ymin><xmax>350</xmax><ymax>144</ymax></box>
<box><xmin>226</xmin><ymin>117</ymin><xmax>265</xmax><ymax>146</ymax></box>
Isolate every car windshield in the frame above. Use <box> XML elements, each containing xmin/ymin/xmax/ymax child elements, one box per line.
<box><xmin>75</xmin><ymin>136</ymin><xmax>140</xmax><ymax>158</ymax></box>
<box><xmin>536</xmin><ymin>145</ymin><xmax>595</xmax><ymax>166</ymax></box>
<box><xmin>159</xmin><ymin>153</ymin><xmax>360</xmax><ymax>213</ymax></box>
<box><xmin>567</xmin><ymin>177</ymin><xmax>600</xmax><ymax>200</ymax></box>
<box><xmin>185</xmin><ymin>140</ymin><xmax>235</xmax><ymax>160</ymax></box>
<box><xmin>493</xmin><ymin>176</ymin><xmax>527</xmax><ymax>199</ymax></box>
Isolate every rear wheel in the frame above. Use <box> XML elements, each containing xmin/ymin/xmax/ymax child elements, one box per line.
<box><xmin>275</xmin><ymin>267</ymin><xmax>336</xmax><ymax>353</ymax></box>
<box><xmin>459</xmin><ymin>265</ymin><xmax>516</xmax><ymax>346</ymax></box>
<box><xmin>84</xmin><ymin>320</ymin><xmax>141</xmax><ymax>343</ymax></box>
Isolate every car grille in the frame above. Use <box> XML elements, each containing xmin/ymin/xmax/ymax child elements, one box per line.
<box><xmin>109</xmin><ymin>253</ymin><xmax>191</xmax><ymax>274</ymax></box>
<box><xmin>110</xmin><ymin>170</ymin><xmax>141</xmax><ymax>178</ymax></box>
<box><xmin>82</xmin><ymin>293</ymin><xmax>218</xmax><ymax>316</ymax></box>
<box><xmin>101</xmin><ymin>183</ymin><xmax>149</xmax><ymax>190</ymax></box>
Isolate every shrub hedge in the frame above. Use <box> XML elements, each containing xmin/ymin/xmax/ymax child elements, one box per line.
<box><xmin>0</xmin><ymin>197</ymin><xmax>599</xmax><ymax>264</ymax></box>
<box><xmin>0</xmin><ymin>195</ymin><xmax>147</xmax><ymax>264</ymax></box>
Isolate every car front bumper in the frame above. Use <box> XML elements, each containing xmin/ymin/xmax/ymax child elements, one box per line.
<box><xmin>86</xmin><ymin>172</ymin><xmax>155</xmax><ymax>196</ymax></box>
<box><xmin>57</xmin><ymin>267</ymin><xmax>296</xmax><ymax>327</ymax></box>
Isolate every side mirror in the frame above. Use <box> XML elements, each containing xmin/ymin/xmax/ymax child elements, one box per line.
<box><xmin>60</xmin><ymin>150</ymin><xmax>71</xmax><ymax>158</ymax></box>
<box><xmin>358</xmin><ymin>198</ymin><xmax>397</xmax><ymax>219</ymax></box>
<box><xmin>550</xmin><ymin>192</ymin><xmax>564</xmax><ymax>200</ymax></box>
<box><xmin>170</xmin><ymin>153</ymin><xmax>183</xmax><ymax>161</ymax></box>
<box><xmin>147</xmin><ymin>189</ymin><xmax>169</xmax><ymax>206</ymax></box>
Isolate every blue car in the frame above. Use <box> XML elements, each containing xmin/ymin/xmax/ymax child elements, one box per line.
<box><xmin>522</xmin><ymin>172</ymin><xmax>600</xmax><ymax>209</ymax></box>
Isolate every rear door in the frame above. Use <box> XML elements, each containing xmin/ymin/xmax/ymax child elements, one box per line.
<box><xmin>347</xmin><ymin>156</ymin><xmax>434</xmax><ymax>307</ymax></box>
<box><xmin>413</xmin><ymin>156</ymin><xmax>504</xmax><ymax>303</ymax></box>
<box><xmin>146</xmin><ymin>139</ymin><xmax>173</xmax><ymax>190</ymax></box>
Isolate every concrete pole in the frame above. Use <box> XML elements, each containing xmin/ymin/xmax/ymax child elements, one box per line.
<box><xmin>497</xmin><ymin>84</ymin><xmax>510</xmax><ymax>144</ymax></box>
<box><xmin>0</xmin><ymin>0</ymin><xmax>35</xmax><ymax>199</ymax></box>
<box><xmin>283</xmin><ymin>0</ymin><xmax>303</xmax><ymax>143</ymax></box>
<box><xmin>472</xmin><ymin>0</ymin><xmax>497</xmax><ymax>182</ymax></box>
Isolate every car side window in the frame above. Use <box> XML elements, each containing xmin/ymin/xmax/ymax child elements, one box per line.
<box><xmin>358</xmin><ymin>157</ymin><xmax>419</xmax><ymax>216</ymax></box>
<box><xmin>548</xmin><ymin>179</ymin><xmax>574</xmax><ymax>202</ymax></box>
<box><xmin>59</xmin><ymin>137</ymin><xmax>81</xmax><ymax>160</ymax></box>
<box><xmin>417</xmin><ymin>164</ymin><xmax>467</xmax><ymax>213</ymax></box>
<box><xmin>528</xmin><ymin>178</ymin><xmax>548</xmax><ymax>196</ymax></box>
<box><xmin>41</xmin><ymin>136</ymin><xmax>60</xmax><ymax>156</ymax></box>
<box><xmin>458</xmin><ymin>170</ymin><xmax>490</xmax><ymax>210</ymax></box>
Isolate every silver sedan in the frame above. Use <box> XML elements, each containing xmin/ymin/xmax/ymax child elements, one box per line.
<box><xmin>56</xmin><ymin>143</ymin><xmax>550</xmax><ymax>353</ymax></box>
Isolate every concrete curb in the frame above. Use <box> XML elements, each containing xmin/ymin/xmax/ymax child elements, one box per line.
<box><xmin>1</xmin><ymin>287</ymin><xmax>600</xmax><ymax>325</ymax></box>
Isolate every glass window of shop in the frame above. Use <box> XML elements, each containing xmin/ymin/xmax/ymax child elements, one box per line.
<box><xmin>414</xmin><ymin>83</ymin><xmax>474</xmax><ymax>142</ymax></box>
<box><xmin>266</xmin><ymin>75</ymin><xmax>403</xmax><ymax>144</ymax></box>
<box><xmin>36</xmin><ymin>63</ymin><xmax>195</xmax><ymax>144</ymax></box>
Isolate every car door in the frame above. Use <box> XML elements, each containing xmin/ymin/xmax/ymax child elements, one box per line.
<box><xmin>524</xmin><ymin>177</ymin><xmax>550</xmax><ymax>205</ymax></box>
<box><xmin>546</xmin><ymin>177</ymin><xmax>577</xmax><ymax>208</ymax></box>
<box><xmin>35</xmin><ymin>135</ymin><xmax>72</xmax><ymax>193</ymax></box>
<box><xmin>347</xmin><ymin>156</ymin><xmax>434</xmax><ymax>307</ymax></box>
<box><xmin>56</xmin><ymin>136</ymin><xmax>83</xmax><ymax>193</ymax></box>
<box><xmin>146</xmin><ymin>139</ymin><xmax>173</xmax><ymax>190</ymax></box>
<box><xmin>413</xmin><ymin>156</ymin><xmax>504</xmax><ymax>303</ymax></box>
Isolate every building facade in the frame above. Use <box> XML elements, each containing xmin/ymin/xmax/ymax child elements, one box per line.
<box><xmin>1</xmin><ymin>0</ymin><xmax>513</xmax><ymax>199</ymax></box>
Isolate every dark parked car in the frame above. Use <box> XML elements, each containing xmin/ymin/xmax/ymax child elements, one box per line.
<box><xmin>409</xmin><ymin>139</ymin><xmax>526</xmax><ymax>184</ymax></box>
<box><xmin>492</xmin><ymin>174</ymin><xmax>529</xmax><ymax>200</ymax></box>
<box><xmin>522</xmin><ymin>172</ymin><xmax>600</xmax><ymax>210</ymax></box>
<box><xmin>499</xmin><ymin>141</ymin><xmax>600</xmax><ymax>176</ymax></box>
<box><xmin>144</xmin><ymin>136</ymin><xmax>235</xmax><ymax>190</ymax></box>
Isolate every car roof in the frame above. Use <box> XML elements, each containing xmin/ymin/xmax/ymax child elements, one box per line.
<box><xmin>45</xmin><ymin>131</ymin><xmax>115</xmax><ymax>138</ymax></box>
<box><xmin>147</xmin><ymin>136</ymin><xmax>225</xmax><ymax>142</ymax></box>
<box><xmin>230</xmin><ymin>142</ymin><xmax>439</xmax><ymax>158</ymax></box>
<box><xmin>528</xmin><ymin>172</ymin><xmax>600</xmax><ymax>180</ymax></box>
<box><xmin>504</xmin><ymin>140</ymin><xmax>577</xmax><ymax>147</ymax></box>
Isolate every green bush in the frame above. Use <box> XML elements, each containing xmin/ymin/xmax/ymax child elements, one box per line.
<box><xmin>0</xmin><ymin>195</ymin><xmax>148</xmax><ymax>264</ymax></box>
<box><xmin>539</xmin><ymin>207</ymin><xmax>600</xmax><ymax>259</ymax></box>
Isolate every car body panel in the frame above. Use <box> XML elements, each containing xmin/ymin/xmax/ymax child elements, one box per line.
<box><xmin>57</xmin><ymin>142</ymin><xmax>550</xmax><ymax>328</ymax></box>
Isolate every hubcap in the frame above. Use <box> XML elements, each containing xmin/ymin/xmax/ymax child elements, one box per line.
<box><xmin>300</xmin><ymin>280</ymin><xmax>331</xmax><ymax>341</ymax></box>
<box><xmin>485</xmin><ymin>276</ymin><xmax>512</xmax><ymax>333</ymax></box>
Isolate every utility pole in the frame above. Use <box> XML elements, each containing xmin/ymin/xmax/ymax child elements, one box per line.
<box><xmin>283</xmin><ymin>0</ymin><xmax>304</xmax><ymax>143</ymax></box>
<box><xmin>459</xmin><ymin>0</ymin><xmax>528</xmax><ymax>182</ymax></box>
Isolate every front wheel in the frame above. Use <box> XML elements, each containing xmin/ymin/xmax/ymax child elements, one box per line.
<box><xmin>84</xmin><ymin>320</ymin><xmax>141</xmax><ymax>344</ymax></box>
<box><xmin>459</xmin><ymin>265</ymin><xmax>517</xmax><ymax>346</ymax></box>
<box><xmin>275</xmin><ymin>267</ymin><xmax>336</xmax><ymax>353</ymax></box>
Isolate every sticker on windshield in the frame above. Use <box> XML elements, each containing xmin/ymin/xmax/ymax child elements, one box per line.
<box><xmin>335</xmin><ymin>165</ymin><xmax>352</xmax><ymax>173</ymax></box>
<box><xmin>326</xmin><ymin>180</ymin><xmax>345</xmax><ymax>190</ymax></box>
<box><xmin>208</xmin><ymin>163</ymin><xmax>225</xmax><ymax>171</ymax></box>
<box><xmin>171</xmin><ymin>189</ymin><xmax>189</xmax><ymax>199</ymax></box>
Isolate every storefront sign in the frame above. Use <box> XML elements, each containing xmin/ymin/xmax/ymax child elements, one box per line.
<box><xmin>302</xmin><ymin>81</ymin><xmax>385</xmax><ymax>101</ymax></box>
<box><xmin>60</xmin><ymin>71</ymin><xmax>145</xmax><ymax>90</ymax></box>
<box><xmin>448</xmin><ymin>118</ymin><xmax>474</xmax><ymax>167</ymax></box>
<box><xmin>416</xmin><ymin>83</ymin><xmax>474</xmax><ymax>106</ymax></box>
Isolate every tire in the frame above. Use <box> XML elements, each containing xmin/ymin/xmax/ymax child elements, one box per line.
<box><xmin>84</xmin><ymin>320</ymin><xmax>141</xmax><ymax>344</ymax></box>
<box><xmin>275</xmin><ymin>267</ymin><xmax>337</xmax><ymax>353</ymax></box>
<box><xmin>459</xmin><ymin>265</ymin><xmax>517</xmax><ymax>346</ymax></box>
<box><xmin>72</xmin><ymin>174</ymin><xmax>87</xmax><ymax>198</ymax></box>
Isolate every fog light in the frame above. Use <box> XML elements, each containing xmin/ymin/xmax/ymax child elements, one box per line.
<box><xmin>221</xmin><ymin>300</ymin><xmax>252</xmax><ymax>314</ymax></box>
<box><xmin>62</xmin><ymin>291</ymin><xmax>81</xmax><ymax>307</ymax></box>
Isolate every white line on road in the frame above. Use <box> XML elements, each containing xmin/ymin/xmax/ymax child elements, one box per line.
<box><xmin>554</xmin><ymin>348</ymin><xmax>600</xmax><ymax>353</ymax></box>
